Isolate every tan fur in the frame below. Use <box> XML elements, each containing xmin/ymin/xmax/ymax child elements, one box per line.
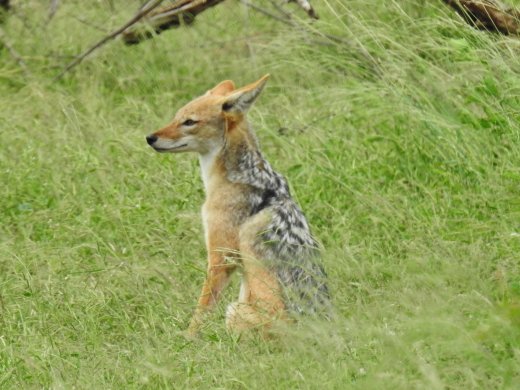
<box><xmin>217</xmin><ymin>211</ymin><xmax>286</xmax><ymax>336</ymax></box>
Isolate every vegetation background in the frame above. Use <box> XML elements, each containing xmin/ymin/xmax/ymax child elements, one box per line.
<box><xmin>1</xmin><ymin>0</ymin><xmax>519</xmax><ymax>388</ymax></box>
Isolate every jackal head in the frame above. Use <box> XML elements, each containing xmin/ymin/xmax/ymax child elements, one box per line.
<box><xmin>146</xmin><ymin>74</ymin><xmax>269</xmax><ymax>154</ymax></box>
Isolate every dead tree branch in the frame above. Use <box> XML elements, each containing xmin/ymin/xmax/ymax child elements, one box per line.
<box><xmin>122</xmin><ymin>0</ymin><xmax>225</xmax><ymax>44</ymax></box>
<box><xmin>443</xmin><ymin>0</ymin><xmax>520</xmax><ymax>35</ymax></box>
<box><xmin>54</xmin><ymin>0</ymin><xmax>166</xmax><ymax>80</ymax></box>
<box><xmin>122</xmin><ymin>0</ymin><xmax>318</xmax><ymax>44</ymax></box>
<box><xmin>54</xmin><ymin>0</ymin><xmax>320</xmax><ymax>76</ymax></box>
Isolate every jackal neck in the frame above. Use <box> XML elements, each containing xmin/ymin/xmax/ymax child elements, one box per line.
<box><xmin>198</xmin><ymin>120</ymin><xmax>258</xmax><ymax>193</ymax></box>
<box><xmin>222</xmin><ymin>120</ymin><xmax>260</xmax><ymax>176</ymax></box>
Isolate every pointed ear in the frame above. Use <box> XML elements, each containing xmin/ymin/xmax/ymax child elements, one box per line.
<box><xmin>221</xmin><ymin>74</ymin><xmax>270</xmax><ymax>114</ymax></box>
<box><xmin>207</xmin><ymin>80</ymin><xmax>236</xmax><ymax>96</ymax></box>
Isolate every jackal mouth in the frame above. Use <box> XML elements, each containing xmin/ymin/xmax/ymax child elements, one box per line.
<box><xmin>153</xmin><ymin>143</ymin><xmax>188</xmax><ymax>152</ymax></box>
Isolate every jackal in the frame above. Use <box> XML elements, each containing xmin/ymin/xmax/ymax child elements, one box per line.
<box><xmin>146</xmin><ymin>75</ymin><xmax>329</xmax><ymax>335</ymax></box>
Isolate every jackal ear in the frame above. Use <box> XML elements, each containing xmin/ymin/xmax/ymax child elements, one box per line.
<box><xmin>207</xmin><ymin>80</ymin><xmax>236</xmax><ymax>96</ymax></box>
<box><xmin>221</xmin><ymin>74</ymin><xmax>269</xmax><ymax>114</ymax></box>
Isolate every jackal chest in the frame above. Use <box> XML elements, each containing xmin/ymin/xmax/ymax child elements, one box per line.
<box><xmin>201</xmin><ymin>183</ymin><xmax>251</xmax><ymax>247</ymax></box>
<box><xmin>202</xmin><ymin>186</ymin><xmax>250</xmax><ymax>226</ymax></box>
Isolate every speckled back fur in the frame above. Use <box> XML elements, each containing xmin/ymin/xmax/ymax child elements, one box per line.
<box><xmin>224</xmin><ymin>133</ymin><xmax>330</xmax><ymax>314</ymax></box>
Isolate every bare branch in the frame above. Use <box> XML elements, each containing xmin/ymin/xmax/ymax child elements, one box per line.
<box><xmin>54</xmin><ymin>0</ymin><xmax>166</xmax><ymax>80</ymax></box>
<box><xmin>123</xmin><ymin>0</ymin><xmax>318</xmax><ymax>44</ymax></box>
<box><xmin>122</xmin><ymin>0</ymin><xmax>226</xmax><ymax>44</ymax></box>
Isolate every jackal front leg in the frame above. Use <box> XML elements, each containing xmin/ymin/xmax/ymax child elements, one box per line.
<box><xmin>188</xmin><ymin>253</ymin><xmax>236</xmax><ymax>335</ymax></box>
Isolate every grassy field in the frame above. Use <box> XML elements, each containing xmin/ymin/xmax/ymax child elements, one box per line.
<box><xmin>1</xmin><ymin>0</ymin><xmax>520</xmax><ymax>388</ymax></box>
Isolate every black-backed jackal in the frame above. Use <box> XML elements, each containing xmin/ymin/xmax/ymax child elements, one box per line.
<box><xmin>146</xmin><ymin>75</ymin><xmax>329</xmax><ymax>336</ymax></box>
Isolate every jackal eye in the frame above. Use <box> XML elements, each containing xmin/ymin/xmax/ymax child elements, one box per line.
<box><xmin>222</xmin><ymin>102</ymin><xmax>234</xmax><ymax>112</ymax></box>
<box><xmin>182</xmin><ymin>119</ymin><xmax>198</xmax><ymax>126</ymax></box>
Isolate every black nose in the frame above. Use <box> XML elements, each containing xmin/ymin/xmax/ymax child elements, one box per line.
<box><xmin>146</xmin><ymin>134</ymin><xmax>158</xmax><ymax>145</ymax></box>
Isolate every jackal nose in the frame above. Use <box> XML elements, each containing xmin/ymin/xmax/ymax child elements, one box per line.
<box><xmin>146</xmin><ymin>134</ymin><xmax>157</xmax><ymax>145</ymax></box>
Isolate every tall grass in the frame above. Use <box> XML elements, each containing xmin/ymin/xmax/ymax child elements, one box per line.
<box><xmin>1</xmin><ymin>0</ymin><xmax>519</xmax><ymax>388</ymax></box>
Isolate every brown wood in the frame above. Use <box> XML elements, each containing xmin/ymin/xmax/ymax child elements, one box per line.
<box><xmin>122</xmin><ymin>0</ymin><xmax>226</xmax><ymax>45</ymax></box>
<box><xmin>122</xmin><ymin>0</ymin><xmax>318</xmax><ymax>45</ymax></box>
<box><xmin>443</xmin><ymin>0</ymin><xmax>520</xmax><ymax>35</ymax></box>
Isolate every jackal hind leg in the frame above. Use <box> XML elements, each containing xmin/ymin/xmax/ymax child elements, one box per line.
<box><xmin>226</xmin><ymin>211</ymin><xmax>286</xmax><ymax>335</ymax></box>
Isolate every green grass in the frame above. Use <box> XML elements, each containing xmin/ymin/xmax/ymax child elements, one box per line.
<box><xmin>1</xmin><ymin>0</ymin><xmax>520</xmax><ymax>388</ymax></box>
